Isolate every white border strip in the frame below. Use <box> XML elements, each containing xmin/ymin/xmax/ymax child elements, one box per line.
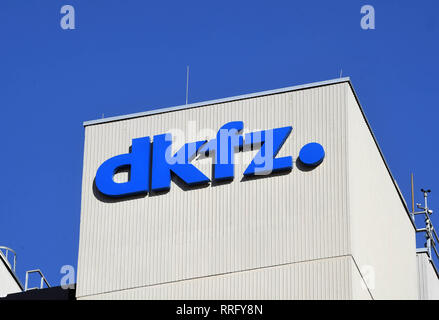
<box><xmin>83</xmin><ymin>77</ymin><xmax>351</xmax><ymax>127</ymax></box>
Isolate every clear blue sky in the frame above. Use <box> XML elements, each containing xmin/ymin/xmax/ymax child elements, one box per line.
<box><xmin>0</xmin><ymin>0</ymin><xmax>438</xmax><ymax>287</ymax></box>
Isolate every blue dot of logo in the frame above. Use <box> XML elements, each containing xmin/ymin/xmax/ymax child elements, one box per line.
<box><xmin>299</xmin><ymin>142</ymin><xmax>325</xmax><ymax>167</ymax></box>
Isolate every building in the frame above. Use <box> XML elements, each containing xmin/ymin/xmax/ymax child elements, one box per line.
<box><xmin>3</xmin><ymin>77</ymin><xmax>438</xmax><ymax>300</ymax></box>
<box><xmin>0</xmin><ymin>247</ymin><xmax>75</xmax><ymax>300</ymax></box>
<box><xmin>0</xmin><ymin>247</ymin><xmax>22</xmax><ymax>297</ymax></box>
<box><xmin>76</xmin><ymin>77</ymin><xmax>439</xmax><ymax>299</ymax></box>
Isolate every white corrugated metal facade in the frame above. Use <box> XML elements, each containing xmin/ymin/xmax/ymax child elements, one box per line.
<box><xmin>76</xmin><ymin>78</ymin><xmax>422</xmax><ymax>299</ymax></box>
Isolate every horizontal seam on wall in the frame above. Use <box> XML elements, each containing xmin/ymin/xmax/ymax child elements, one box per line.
<box><xmin>77</xmin><ymin>254</ymin><xmax>352</xmax><ymax>298</ymax></box>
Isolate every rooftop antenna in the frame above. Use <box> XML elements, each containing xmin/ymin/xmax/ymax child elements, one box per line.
<box><xmin>339</xmin><ymin>69</ymin><xmax>343</xmax><ymax>78</ymax></box>
<box><xmin>186</xmin><ymin>65</ymin><xmax>190</xmax><ymax>105</ymax></box>
<box><xmin>412</xmin><ymin>188</ymin><xmax>438</xmax><ymax>263</ymax></box>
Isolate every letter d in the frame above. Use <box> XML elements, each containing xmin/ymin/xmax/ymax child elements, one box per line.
<box><xmin>95</xmin><ymin>137</ymin><xmax>150</xmax><ymax>197</ymax></box>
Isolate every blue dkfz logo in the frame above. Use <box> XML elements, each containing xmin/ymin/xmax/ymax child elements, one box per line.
<box><xmin>95</xmin><ymin>121</ymin><xmax>325</xmax><ymax>198</ymax></box>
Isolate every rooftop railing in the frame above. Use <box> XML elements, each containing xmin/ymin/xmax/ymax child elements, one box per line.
<box><xmin>412</xmin><ymin>189</ymin><xmax>439</xmax><ymax>274</ymax></box>
<box><xmin>25</xmin><ymin>269</ymin><xmax>50</xmax><ymax>291</ymax></box>
<box><xmin>0</xmin><ymin>246</ymin><xmax>17</xmax><ymax>273</ymax></box>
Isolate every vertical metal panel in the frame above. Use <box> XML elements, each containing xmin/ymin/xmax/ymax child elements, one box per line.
<box><xmin>416</xmin><ymin>253</ymin><xmax>439</xmax><ymax>299</ymax></box>
<box><xmin>77</xmin><ymin>83</ymin><xmax>350</xmax><ymax>298</ymax></box>
<box><xmin>80</xmin><ymin>256</ymin><xmax>352</xmax><ymax>300</ymax></box>
<box><xmin>417</xmin><ymin>253</ymin><xmax>428</xmax><ymax>300</ymax></box>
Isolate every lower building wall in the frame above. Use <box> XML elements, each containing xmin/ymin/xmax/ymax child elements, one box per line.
<box><xmin>78</xmin><ymin>255</ymin><xmax>366</xmax><ymax>300</ymax></box>
<box><xmin>351</xmin><ymin>259</ymin><xmax>373</xmax><ymax>300</ymax></box>
<box><xmin>417</xmin><ymin>253</ymin><xmax>439</xmax><ymax>300</ymax></box>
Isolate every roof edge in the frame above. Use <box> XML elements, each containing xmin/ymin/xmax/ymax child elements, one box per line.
<box><xmin>83</xmin><ymin>77</ymin><xmax>351</xmax><ymax>127</ymax></box>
